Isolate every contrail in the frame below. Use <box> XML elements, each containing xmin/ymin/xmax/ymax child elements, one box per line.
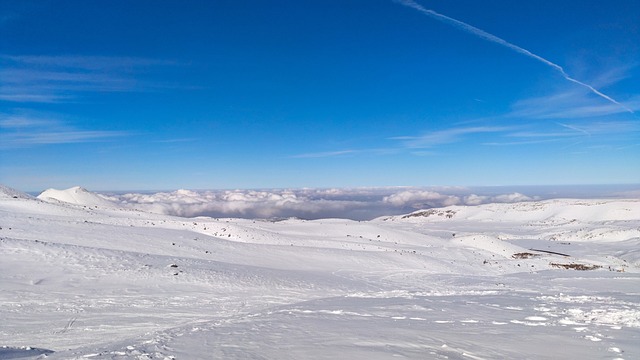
<box><xmin>396</xmin><ymin>0</ymin><xmax>634</xmax><ymax>114</ymax></box>
<box><xmin>557</xmin><ymin>122</ymin><xmax>591</xmax><ymax>137</ymax></box>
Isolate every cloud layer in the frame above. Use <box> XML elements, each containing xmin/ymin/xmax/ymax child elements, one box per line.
<box><xmin>101</xmin><ymin>187</ymin><xmax>543</xmax><ymax>220</ymax></box>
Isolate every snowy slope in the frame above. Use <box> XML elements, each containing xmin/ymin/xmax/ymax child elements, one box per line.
<box><xmin>1</xmin><ymin>185</ymin><xmax>639</xmax><ymax>359</ymax></box>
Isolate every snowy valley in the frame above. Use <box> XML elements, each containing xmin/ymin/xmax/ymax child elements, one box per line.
<box><xmin>1</xmin><ymin>185</ymin><xmax>639</xmax><ymax>359</ymax></box>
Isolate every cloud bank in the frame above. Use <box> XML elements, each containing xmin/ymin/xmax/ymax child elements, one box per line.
<box><xmin>99</xmin><ymin>187</ymin><xmax>546</xmax><ymax>221</ymax></box>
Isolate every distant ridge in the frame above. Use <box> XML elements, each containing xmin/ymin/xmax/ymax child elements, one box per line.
<box><xmin>0</xmin><ymin>184</ymin><xmax>33</xmax><ymax>200</ymax></box>
<box><xmin>391</xmin><ymin>198</ymin><xmax>640</xmax><ymax>223</ymax></box>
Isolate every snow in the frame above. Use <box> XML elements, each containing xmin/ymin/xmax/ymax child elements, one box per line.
<box><xmin>1</xmin><ymin>185</ymin><xmax>639</xmax><ymax>359</ymax></box>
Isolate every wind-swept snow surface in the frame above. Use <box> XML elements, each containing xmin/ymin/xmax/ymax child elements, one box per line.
<box><xmin>1</xmin><ymin>185</ymin><xmax>639</xmax><ymax>359</ymax></box>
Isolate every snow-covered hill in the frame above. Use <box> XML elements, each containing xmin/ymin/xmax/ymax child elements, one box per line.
<box><xmin>392</xmin><ymin>198</ymin><xmax>640</xmax><ymax>222</ymax></box>
<box><xmin>1</xmin><ymin>185</ymin><xmax>639</xmax><ymax>359</ymax></box>
<box><xmin>37</xmin><ymin>186</ymin><xmax>118</xmax><ymax>208</ymax></box>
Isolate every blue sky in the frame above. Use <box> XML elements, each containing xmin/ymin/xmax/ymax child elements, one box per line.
<box><xmin>1</xmin><ymin>0</ymin><xmax>639</xmax><ymax>191</ymax></box>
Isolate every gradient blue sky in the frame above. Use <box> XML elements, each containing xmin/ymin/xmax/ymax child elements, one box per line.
<box><xmin>1</xmin><ymin>0</ymin><xmax>639</xmax><ymax>191</ymax></box>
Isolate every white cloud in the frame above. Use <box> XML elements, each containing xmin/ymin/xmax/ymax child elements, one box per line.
<box><xmin>2</xmin><ymin>55</ymin><xmax>176</xmax><ymax>70</ymax></box>
<box><xmin>290</xmin><ymin>148</ymin><xmax>400</xmax><ymax>159</ymax></box>
<box><xmin>383</xmin><ymin>190</ymin><xmax>459</xmax><ymax>208</ymax></box>
<box><xmin>484</xmin><ymin>119</ymin><xmax>640</xmax><ymax>147</ymax></box>
<box><xmin>393</xmin><ymin>126</ymin><xmax>512</xmax><ymax>148</ymax></box>
<box><xmin>291</xmin><ymin>150</ymin><xmax>358</xmax><ymax>158</ymax></box>
<box><xmin>0</xmin><ymin>54</ymin><xmax>179</xmax><ymax>103</ymax></box>
<box><xmin>482</xmin><ymin>138</ymin><xmax>563</xmax><ymax>146</ymax></box>
<box><xmin>509</xmin><ymin>90</ymin><xmax>640</xmax><ymax>120</ymax></box>
<box><xmin>491</xmin><ymin>192</ymin><xmax>532</xmax><ymax>203</ymax></box>
<box><xmin>0</xmin><ymin>115</ymin><xmax>53</xmax><ymax>129</ymax></box>
<box><xmin>0</xmin><ymin>93</ymin><xmax>71</xmax><ymax>103</ymax></box>
<box><xmin>0</xmin><ymin>111</ymin><xmax>128</xmax><ymax>148</ymax></box>
<box><xmin>463</xmin><ymin>194</ymin><xmax>488</xmax><ymax>205</ymax></box>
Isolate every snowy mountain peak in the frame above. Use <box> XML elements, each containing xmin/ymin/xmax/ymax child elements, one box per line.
<box><xmin>69</xmin><ymin>186</ymin><xmax>90</xmax><ymax>193</ymax></box>
<box><xmin>37</xmin><ymin>186</ymin><xmax>116</xmax><ymax>207</ymax></box>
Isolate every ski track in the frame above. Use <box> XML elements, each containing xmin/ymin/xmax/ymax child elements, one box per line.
<box><xmin>0</xmin><ymin>189</ymin><xmax>639</xmax><ymax>359</ymax></box>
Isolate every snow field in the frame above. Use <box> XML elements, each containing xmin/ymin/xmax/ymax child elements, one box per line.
<box><xmin>1</xmin><ymin>186</ymin><xmax>639</xmax><ymax>359</ymax></box>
